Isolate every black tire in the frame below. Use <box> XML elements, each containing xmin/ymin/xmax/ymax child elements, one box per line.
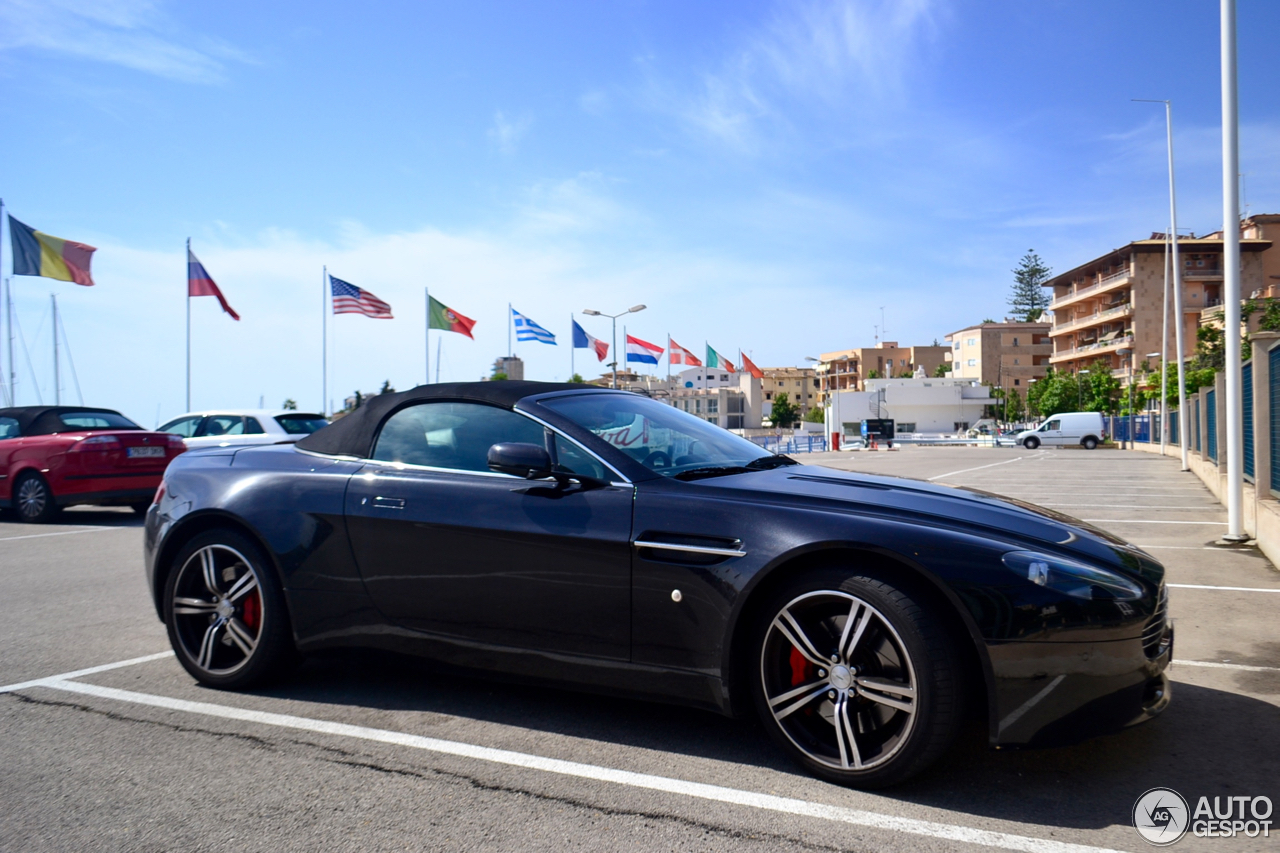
<box><xmin>163</xmin><ymin>528</ymin><xmax>298</xmax><ymax>689</ymax></box>
<box><xmin>750</xmin><ymin>568</ymin><xmax>963</xmax><ymax>788</ymax></box>
<box><xmin>1082</xmin><ymin>436</ymin><xmax>1098</xmax><ymax>450</ymax></box>
<box><xmin>14</xmin><ymin>472</ymin><xmax>60</xmax><ymax>524</ymax></box>
<box><xmin>1023</xmin><ymin>436</ymin><xmax>1040</xmax><ymax>450</ymax></box>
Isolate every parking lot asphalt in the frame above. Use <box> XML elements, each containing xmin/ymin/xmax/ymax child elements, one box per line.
<box><xmin>2</xmin><ymin>446</ymin><xmax>1278</xmax><ymax>852</ymax></box>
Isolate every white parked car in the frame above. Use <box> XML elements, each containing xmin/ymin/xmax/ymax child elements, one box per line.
<box><xmin>1016</xmin><ymin>411</ymin><xmax>1105</xmax><ymax>450</ymax></box>
<box><xmin>157</xmin><ymin>410</ymin><xmax>329</xmax><ymax>450</ymax></box>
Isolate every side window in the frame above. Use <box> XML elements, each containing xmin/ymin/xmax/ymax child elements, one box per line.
<box><xmin>159</xmin><ymin>416</ymin><xmax>203</xmax><ymax>437</ymax></box>
<box><xmin>553</xmin><ymin>434</ymin><xmax>607</xmax><ymax>480</ymax></box>
<box><xmin>201</xmin><ymin>416</ymin><xmax>245</xmax><ymax>437</ymax></box>
<box><xmin>372</xmin><ymin>402</ymin><xmax>545</xmax><ymax>472</ymax></box>
<box><xmin>0</xmin><ymin>416</ymin><xmax>19</xmax><ymax>439</ymax></box>
<box><xmin>1044</xmin><ymin>420</ymin><xmax>1061</xmax><ymax>431</ymax></box>
<box><xmin>243</xmin><ymin>417</ymin><xmax>265</xmax><ymax>435</ymax></box>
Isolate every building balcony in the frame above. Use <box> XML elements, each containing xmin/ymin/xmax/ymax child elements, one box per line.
<box><xmin>1050</xmin><ymin>268</ymin><xmax>1132</xmax><ymax>310</ymax></box>
<box><xmin>1048</xmin><ymin>334</ymin><xmax>1134</xmax><ymax>364</ymax></box>
<box><xmin>1050</xmin><ymin>303</ymin><xmax>1133</xmax><ymax>337</ymax></box>
<box><xmin>1183</xmin><ymin>267</ymin><xmax>1224</xmax><ymax>280</ymax></box>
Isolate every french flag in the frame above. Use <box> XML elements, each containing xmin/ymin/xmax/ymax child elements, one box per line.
<box><xmin>626</xmin><ymin>334</ymin><xmax>664</xmax><ymax>365</ymax></box>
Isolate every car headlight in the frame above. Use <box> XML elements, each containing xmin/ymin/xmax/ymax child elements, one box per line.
<box><xmin>1001</xmin><ymin>550</ymin><xmax>1144</xmax><ymax>601</ymax></box>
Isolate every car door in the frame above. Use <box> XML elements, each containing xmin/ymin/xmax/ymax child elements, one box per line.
<box><xmin>1057</xmin><ymin>415</ymin><xmax>1084</xmax><ymax>446</ymax></box>
<box><xmin>344</xmin><ymin>400</ymin><xmax>634</xmax><ymax>660</ymax></box>
<box><xmin>1039</xmin><ymin>418</ymin><xmax>1063</xmax><ymax>446</ymax></box>
<box><xmin>0</xmin><ymin>416</ymin><xmax>21</xmax><ymax>503</ymax></box>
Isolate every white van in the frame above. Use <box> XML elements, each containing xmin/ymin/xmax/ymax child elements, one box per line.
<box><xmin>1016</xmin><ymin>412</ymin><xmax>1105</xmax><ymax>450</ymax></box>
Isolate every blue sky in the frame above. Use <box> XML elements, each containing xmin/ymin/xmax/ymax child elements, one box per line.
<box><xmin>2</xmin><ymin>0</ymin><xmax>1278</xmax><ymax>422</ymax></box>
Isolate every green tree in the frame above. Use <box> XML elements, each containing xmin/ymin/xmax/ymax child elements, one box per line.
<box><xmin>769</xmin><ymin>392</ymin><xmax>799</xmax><ymax>428</ymax></box>
<box><xmin>281</xmin><ymin>398</ymin><xmax>298</xmax><ymax>411</ymax></box>
<box><xmin>803</xmin><ymin>405</ymin><xmax>825</xmax><ymax>424</ymax></box>
<box><xmin>491</xmin><ymin>372</ymin><xmax>508</xmax><ymax>381</ymax></box>
<box><xmin>1083</xmin><ymin>358</ymin><xmax>1121</xmax><ymax>414</ymax></box>
<box><xmin>569</xmin><ymin>372</ymin><xmax>585</xmax><ymax>384</ymax></box>
<box><xmin>867</xmin><ymin>369</ymin><xmax>882</xmax><ymax>379</ymax></box>
<box><xmin>933</xmin><ymin>362</ymin><xmax>952</xmax><ymax>377</ymax></box>
<box><xmin>1003</xmin><ymin>387</ymin><xmax>1026</xmax><ymax>423</ymax></box>
<box><xmin>1008</xmin><ymin>251</ymin><xmax>1052</xmax><ymax>322</ymax></box>
<box><xmin>1026</xmin><ymin>368</ymin><xmax>1077</xmax><ymax>419</ymax></box>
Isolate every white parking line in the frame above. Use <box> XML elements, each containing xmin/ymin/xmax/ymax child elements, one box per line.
<box><xmin>1080</xmin><ymin>519</ymin><xmax>1228</xmax><ymax>525</ymax></box>
<box><xmin>1175</xmin><ymin>660</ymin><xmax>1280</xmax><ymax>674</ymax></box>
<box><xmin>926</xmin><ymin>456</ymin><xmax>1031</xmax><ymax>481</ymax></box>
<box><xmin>25</xmin><ymin>676</ymin><xmax>1124</xmax><ymax>853</ymax></box>
<box><xmin>1168</xmin><ymin>583</ymin><xmax>1280</xmax><ymax>593</ymax></box>
<box><xmin>0</xmin><ymin>526</ymin><xmax>119</xmax><ymax>542</ymax></box>
<box><xmin>1040</xmin><ymin>504</ymin><xmax>1218</xmax><ymax>510</ymax></box>
<box><xmin>0</xmin><ymin>651</ymin><xmax>174</xmax><ymax>694</ymax></box>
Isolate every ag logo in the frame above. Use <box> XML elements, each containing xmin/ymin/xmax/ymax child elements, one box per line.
<box><xmin>1133</xmin><ymin>787</ymin><xmax>1190</xmax><ymax>845</ymax></box>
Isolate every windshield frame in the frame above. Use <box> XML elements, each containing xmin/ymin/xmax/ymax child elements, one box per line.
<box><xmin>528</xmin><ymin>389</ymin><xmax>779</xmax><ymax>482</ymax></box>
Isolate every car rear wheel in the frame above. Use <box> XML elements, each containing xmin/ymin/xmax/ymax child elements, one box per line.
<box><xmin>164</xmin><ymin>529</ymin><xmax>297</xmax><ymax>689</ymax></box>
<box><xmin>1023</xmin><ymin>436</ymin><xmax>1040</xmax><ymax>450</ymax></box>
<box><xmin>14</xmin><ymin>472</ymin><xmax>59</xmax><ymax>524</ymax></box>
<box><xmin>751</xmin><ymin>569</ymin><xmax>962</xmax><ymax>788</ymax></box>
<box><xmin>1082</xmin><ymin>436</ymin><xmax>1098</xmax><ymax>450</ymax></box>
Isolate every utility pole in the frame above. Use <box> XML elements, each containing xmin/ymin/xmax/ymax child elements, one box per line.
<box><xmin>1220</xmin><ymin>0</ymin><xmax>1246</xmax><ymax>541</ymax></box>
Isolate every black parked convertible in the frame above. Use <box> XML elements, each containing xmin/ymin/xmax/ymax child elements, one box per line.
<box><xmin>144</xmin><ymin>381</ymin><xmax>1171</xmax><ymax>787</ymax></box>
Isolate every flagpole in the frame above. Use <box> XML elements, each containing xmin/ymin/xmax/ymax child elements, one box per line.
<box><xmin>508</xmin><ymin>302</ymin><xmax>512</xmax><ymax>359</ymax></box>
<box><xmin>571</xmin><ymin>313</ymin><xmax>575</xmax><ymax>380</ymax></box>
<box><xmin>185</xmin><ymin>238</ymin><xmax>191</xmax><ymax>411</ymax></box>
<box><xmin>667</xmin><ymin>334</ymin><xmax>671</xmax><ymax>390</ymax></box>
<box><xmin>0</xmin><ymin>197</ymin><xmax>6</xmax><ymax>407</ymax></box>
<box><xmin>424</xmin><ymin>287</ymin><xmax>430</xmax><ymax>386</ymax></box>
<box><xmin>51</xmin><ymin>293</ymin><xmax>59</xmax><ymax>404</ymax></box>
<box><xmin>322</xmin><ymin>266</ymin><xmax>328</xmax><ymax>416</ymax></box>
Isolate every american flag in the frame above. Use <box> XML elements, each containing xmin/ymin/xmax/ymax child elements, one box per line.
<box><xmin>330</xmin><ymin>275</ymin><xmax>393</xmax><ymax>319</ymax></box>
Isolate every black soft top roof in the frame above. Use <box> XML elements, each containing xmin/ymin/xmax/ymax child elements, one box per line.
<box><xmin>0</xmin><ymin>406</ymin><xmax>132</xmax><ymax>436</ymax></box>
<box><xmin>295</xmin><ymin>381</ymin><xmax>605</xmax><ymax>457</ymax></box>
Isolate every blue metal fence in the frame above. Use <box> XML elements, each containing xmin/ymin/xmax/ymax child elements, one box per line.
<box><xmin>1107</xmin><ymin>415</ymin><xmax>1152</xmax><ymax>443</ymax></box>
<box><xmin>750</xmin><ymin>434</ymin><xmax>828</xmax><ymax>454</ymax></box>
<box><xmin>1170</xmin><ymin>409</ymin><xmax>1179</xmax><ymax>445</ymax></box>
<box><xmin>1271</xmin><ymin>347</ymin><xmax>1280</xmax><ymax>497</ymax></box>
<box><xmin>1206</xmin><ymin>388</ymin><xmax>1218</xmax><ymax>463</ymax></box>
<box><xmin>1243</xmin><ymin>361</ymin><xmax>1255</xmax><ymax>480</ymax></box>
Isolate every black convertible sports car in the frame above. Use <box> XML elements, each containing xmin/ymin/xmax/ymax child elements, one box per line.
<box><xmin>144</xmin><ymin>381</ymin><xmax>1172</xmax><ymax>787</ymax></box>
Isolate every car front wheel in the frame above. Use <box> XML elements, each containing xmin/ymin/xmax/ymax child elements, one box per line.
<box><xmin>164</xmin><ymin>529</ymin><xmax>297</xmax><ymax>689</ymax></box>
<box><xmin>1082</xmin><ymin>436</ymin><xmax>1098</xmax><ymax>450</ymax></box>
<box><xmin>751</xmin><ymin>570</ymin><xmax>962</xmax><ymax>788</ymax></box>
<box><xmin>14</xmin><ymin>472</ymin><xmax>59</xmax><ymax>523</ymax></box>
<box><xmin>1023</xmin><ymin>436</ymin><xmax>1040</xmax><ymax>450</ymax></box>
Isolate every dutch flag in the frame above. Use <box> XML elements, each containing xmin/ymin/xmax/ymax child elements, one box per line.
<box><xmin>625</xmin><ymin>334</ymin><xmax>664</xmax><ymax>365</ymax></box>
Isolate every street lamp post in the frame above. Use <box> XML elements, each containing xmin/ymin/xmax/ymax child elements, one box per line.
<box><xmin>582</xmin><ymin>305</ymin><xmax>646</xmax><ymax>389</ymax></box>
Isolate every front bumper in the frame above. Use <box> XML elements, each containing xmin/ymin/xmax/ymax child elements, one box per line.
<box><xmin>989</xmin><ymin>626</ymin><xmax>1173</xmax><ymax>747</ymax></box>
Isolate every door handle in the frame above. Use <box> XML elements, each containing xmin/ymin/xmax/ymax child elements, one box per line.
<box><xmin>370</xmin><ymin>496</ymin><xmax>405</xmax><ymax>509</ymax></box>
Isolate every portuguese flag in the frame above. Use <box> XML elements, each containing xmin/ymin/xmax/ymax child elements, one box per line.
<box><xmin>9</xmin><ymin>215</ymin><xmax>96</xmax><ymax>286</ymax></box>
<box><xmin>428</xmin><ymin>295</ymin><xmax>476</xmax><ymax>339</ymax></box>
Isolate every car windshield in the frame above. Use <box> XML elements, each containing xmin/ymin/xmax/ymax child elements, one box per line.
<box><xmin>539</xmin><ymin>393</ymin><xmax>786</xmax><ymax>478</ymax></box>
<box><xmin>59</xmin><ymin>411</ymin><xmax>142</xmax><ymax>431</ymax></box>
<box><xmin>275</xmin><ymin>414</ymin><xmax>329</xmax><ymax>434</ymax></box>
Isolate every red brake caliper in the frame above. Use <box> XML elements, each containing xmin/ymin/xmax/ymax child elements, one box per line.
<box><xmin>241</xmin><ymin>590</ymin><xmax>261</xmax><ymax>631</ymax></box>
<box><xmin>789</xmin><ymin>645</ymin><xmax>812</xmax><ymax>686</ymax></box>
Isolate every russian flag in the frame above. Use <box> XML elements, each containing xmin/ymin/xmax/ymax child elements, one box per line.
<box><xmin>187</xmin><ymin>246</ymin><xmax>240</xmax><ymax>321</ymax></box>
<box><xmin>626</xmin><ymin>334</ymin><xmax>663</xmax><ymax>365</ymax></box>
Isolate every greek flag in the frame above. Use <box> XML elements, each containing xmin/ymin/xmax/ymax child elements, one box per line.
<box><xmin>512</xmin><ymin>308</ymin><xmax>557</xmax><ymax>345</ymax></box>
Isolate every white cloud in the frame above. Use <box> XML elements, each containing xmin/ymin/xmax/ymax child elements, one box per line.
<box><xmin>488</xmin><ymin>110</ymin><xmax>532</xmax><ymax>155</ymax></box>
<box><xmin>650</xmin><ymin>0</ymin><xmax>942</xmax><ymax>152</ymax></box>
<box><xmin>0</xmin><ymin>0</ymin><xmax>251</xmax><ymax>83</ymax></box>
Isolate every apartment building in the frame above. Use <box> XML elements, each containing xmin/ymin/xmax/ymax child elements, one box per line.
<box><xmin>946</xmin><ymin>321</ymin><xmax>1051</xmax><ymax>392</ymax></box>
<box><xmin>815</xmin><ymin>342</ymin><xmax>951</xmax><ymax>402</ymax></box>
<box><xmin>761</xmin><ymin>367</ymin><xmax>818</xmax><ymax>418</ymax></box>
<box><xmin>1044</xmin><ymin>232</ymin><xmax>1271</xmax><ymax>381</ymax></box>
<box><xmin>669</xmin><ymin>373</ymin><xmax>763</xmax><ymax>430</ymax></box>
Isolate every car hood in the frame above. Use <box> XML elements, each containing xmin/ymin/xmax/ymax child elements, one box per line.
<box><xmin>696</xmin><ymin>464</ymin><xmax>1160</xmax><ymax>580</ymax></box>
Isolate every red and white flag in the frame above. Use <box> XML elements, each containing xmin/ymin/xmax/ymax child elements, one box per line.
<box><xmin>669</xmin><ymin>337</ymin><xmax>702</xmax><ymax>366</ymax></box>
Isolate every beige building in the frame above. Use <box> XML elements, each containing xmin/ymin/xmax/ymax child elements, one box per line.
<box><xmin>1044</xmin><ymin>232</ymin><xmax>1272</xmax><ymax>382</ymax></box>
<box><xmin>815</xmin><ymin>342</ymin><xmax>951</xmax><ymax>402</ymax></box>
<box><xmin>669</xmin><ymin>374</ymin><xmax>763</xmax><ymax>430</ymax></box>
<box><xmin>761</xmin><ymin>367</ymin><xmax>818</xmax><ymax>418</ymax></box>
<box><xmin>946</xmin><ymin>322</ymin><xmax>1051</xmax><ymax>392</ymax></box>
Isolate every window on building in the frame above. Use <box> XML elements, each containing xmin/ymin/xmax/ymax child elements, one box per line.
<box><xmin>1014</xmin><ymin>379</ymin><xmax>1021</xmax><ymax>386</ymax></box>
<box><xmin>954</xmin><ymin>422</ymin><xmax>970</xmax><ymax>431</ymax></box>
<box><xmin>897</xmin><ymin>422</ymin><xmax>916</xmax><ymax>433</ymax></box>
<box><xmin>765</xmin><ymin>392</ymin><xmax>772</xmax><ymax>400</ymax></box>
<box><xmin>1014</xmin><ymin>358</ymin><xmax>1020</xmax><ymax>365</ymax></box>
<box><xmin>967</xmin><ymin>359</ymin><xmax>977</xmax><ymax>366</ymax></box>
<box><xmin>708</xmin><ymin>399</ymin><xmax>719</xmax><ymax>414</ymax></box>
<box><xmin>1012</xmin><ymin>337</ymin><xmax>1019</xmax><ymax>346</ymax></box>
<box><xmin>967</xmin><ymin>338</ymin><xmax>976</xmax><ymax>346</ymax></box>
<box><xmin>953</xmin><ymin>341</ymin><xmax>960</xmax><ymax>350</ymax></box>
<box><xmin>720</xmin><ymin>374</ymin><xmax>728</xmax><ymax>381</ymax></box>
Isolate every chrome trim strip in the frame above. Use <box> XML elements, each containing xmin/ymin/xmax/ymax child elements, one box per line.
<box><xmin>633</xmin><ymin>540</ymin><xmax>747</xmax><ymax>558</ymax></box>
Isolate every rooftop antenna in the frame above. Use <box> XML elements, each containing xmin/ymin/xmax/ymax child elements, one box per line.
<box><xmin>880</xmin><ymin>306</ymin><xmax>887</xmax><ymax>340</ymax></box>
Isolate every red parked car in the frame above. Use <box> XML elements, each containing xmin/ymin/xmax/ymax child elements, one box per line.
<box><xmin>0</xmin><ymin>406</ymin><xmax>186</xmax><ymax>523</ymax></box>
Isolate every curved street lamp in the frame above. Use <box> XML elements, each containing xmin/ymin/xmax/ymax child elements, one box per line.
<box><xmin>582</xmin><ymin>305</ymin><xmax>646</xmax><ymax>388</ymax></box>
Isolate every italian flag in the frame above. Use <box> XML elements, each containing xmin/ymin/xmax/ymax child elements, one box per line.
<box><xmin>429</xmin><ymin>296</ymin><xmax>476</xmax><ymax>339</ymax></box>
<box><xmin>706</xmin><ymin>345</ymin><xmax>735</xmax><ymax>372</ymax></box>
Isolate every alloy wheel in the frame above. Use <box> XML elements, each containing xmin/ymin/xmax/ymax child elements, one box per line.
<box><xmin>16</xmin><ymin>476</ymin><xmax>51</xmax><ymax>521</ymax></box>
<box><xmin>170</xmin><ymin>544</ymin><xmax>265</xmax><ymax>675</ymax></box>
<box><xmin>760</xmin><ymin>590</ymin><xmax>918</xmax><ymax>772</ymax></box>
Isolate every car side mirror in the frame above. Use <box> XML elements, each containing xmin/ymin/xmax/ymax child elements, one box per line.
<box><xmin>488</xmin><ymin>443</ymin><xmax>553</xmax><ymax>479</ymax></box>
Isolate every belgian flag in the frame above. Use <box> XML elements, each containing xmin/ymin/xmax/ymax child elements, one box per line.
<box><xmin>9</xmin><ymin>215</ymin><xmax>96</xmax><ymax>286</ymax></box>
